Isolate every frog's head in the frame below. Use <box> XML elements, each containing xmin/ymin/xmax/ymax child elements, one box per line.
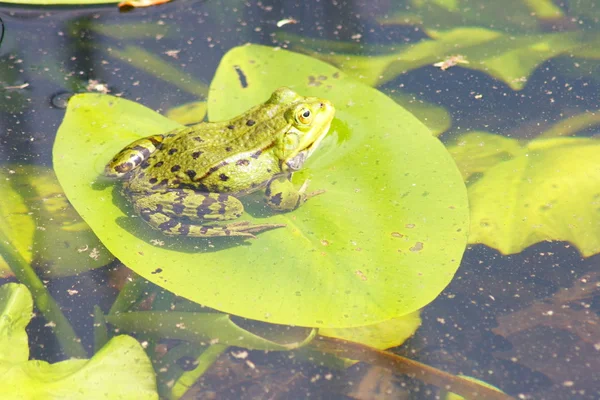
<box><xmin>270</xmin><ymin>87</ymin><xmax>335</xmax><ymax>172</ymax></box>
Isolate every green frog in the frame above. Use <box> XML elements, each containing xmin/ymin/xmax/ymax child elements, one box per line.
<box><xmin>104</xmin><ymin>87</ymin><xmax>335</xmax><ymax>238</ymax></box>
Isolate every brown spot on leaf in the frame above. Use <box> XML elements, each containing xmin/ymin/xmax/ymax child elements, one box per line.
<box><xmin>410</xmin><ymin>242</ymin><xmax>424</xmax><ymax>252</ymax></box>
<box><xmin>355</xmin><ymin>270</ymin><xmax>367</xmax><ymax>281</ymax></box>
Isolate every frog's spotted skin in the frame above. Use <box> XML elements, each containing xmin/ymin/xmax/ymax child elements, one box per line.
<box><xmin>104</xmin><ymin>87</ymin><xmax>335</xmax><ymax>238</ymax></box>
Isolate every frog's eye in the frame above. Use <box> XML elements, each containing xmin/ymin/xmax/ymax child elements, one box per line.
<box><xmin>296</xmin><ymin>107</ymin><xmax>313</xmax><ymax>125</ymax></box>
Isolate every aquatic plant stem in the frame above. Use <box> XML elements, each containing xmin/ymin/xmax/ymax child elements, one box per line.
<box><xmin>109</xmin><ymin>273</ymin><xmax>151</xmax><ymax>315</ymax></box>
<box><xmin>311</xmin><ymin>335</ymin><xmax>514</xmax><ymax>400</ymax></box>
<box><xmin>168</xmin><ymin>344</ymin><xmax>228</xmax><ymax>400</ymax></box>
<box><xmin>0</xmin><ymin>231</ymin><xmax>86</xmax><ymax>358</ymax></box>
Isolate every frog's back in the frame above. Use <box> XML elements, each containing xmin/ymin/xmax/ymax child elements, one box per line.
<box><xmin>126</xmin><ymin>101</ymin><xmax>292</xmax><ymax>192</ymax></box>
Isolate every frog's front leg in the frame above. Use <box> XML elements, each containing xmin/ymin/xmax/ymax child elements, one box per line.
<box><xmin>265</xmin><ymin>174</ymin><xmax>325</xmax><ymax>211</ymax></box>
<box><xmin>132</xmin><ymin>189</ymin><xmax>284</xmax><ymax>238</ymax></box>
<box><xmin>104</xmin><ymin>135</ymin><xmax>165</xmax><ymax>178</ymax></box>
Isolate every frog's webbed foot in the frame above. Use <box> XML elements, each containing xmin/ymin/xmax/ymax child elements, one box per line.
<box><xmin>154</xmin><ymin>219</ymin><xmax>285</xmax><ymax>238</ymax></box>
<box><xmin>298</xmin><ymin>179</ymin><xmax>326</xmax><ymax>200</ymax></box>
<box><xmin>221</xmin><ymin>221</ymin><xmax>286</xmax><ymax>238</ymax></box>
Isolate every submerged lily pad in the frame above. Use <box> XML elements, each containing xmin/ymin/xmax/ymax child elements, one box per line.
<box><xmin>0</xmin><ymin>165</ymin><xmax>113</xmax><ymax>278</ymax></box>
<box><xmin>448</xmin><ymin>133</ymin><xmax>600</xmax><ymax>256</ymax></box>
<box><xmin>53</xmin><ymin>45</ymin><xmax>468</xmax><ymax>328</ymax></box>
<box><xmin>0</xmin><ymin>283</ymin><xmax>157</xmax><ymax>399</ymax></box>
<box><xmin>379</xmin><ymin>0</ymin><xmax>564</xmax><ymax>32</ymax></box>
<box><xmin>307</xmin><ymin>27</ymin><xmax>593</xmax><ymax>90</ymax></box>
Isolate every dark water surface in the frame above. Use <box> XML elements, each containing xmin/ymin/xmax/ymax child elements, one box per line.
<box><xmin>1</xmin><ymin>1</ymin><xmax>599</xmax><ymax>399</ymax></box>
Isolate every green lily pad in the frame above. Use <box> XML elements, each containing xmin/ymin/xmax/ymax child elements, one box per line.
<box><xmin>448</xmin><ymin>133</ymin><xmax>600</xmax><ymax>256</ymax></box>
<box><xmin>0</xmin><ymin>283</ymin><xmax>157</xmax><ymax>399</ymax></box>
<box><xmin>379</xmin><ymin>0</ymin><xmax>564</xmax><ymax>32</ymax></box>
<box><xmin>106</xmin><ymin>46</ymin><xmax>209</xmax><ymax>99</ymax></box>
<box><xmin>303</xmin><ymin>27</ymin><xmax>595</xmax><ymax>90</ymax></box>
<box><xmin>320</xmin><ymin>311</ymin><xmax>421</xmax><ymax>350</ymax></box>
<box><xmin>164</xmin><ymin>101</ymin><xmax>207</xmax><ymax>125</ymax></box>
<box><xmin>53</xmin><ymin>45</ymin><xmax>468</xmax><ymax>328</ymax></box>
<box><xmin>446</xmin><ymin>132</ymin><xmax>523</xmax><ymax>181</ymax></box>
<box><xmin>0</xmin><ymin>165</ymin><xmax>113</xmax><ymax>278</ymax></box>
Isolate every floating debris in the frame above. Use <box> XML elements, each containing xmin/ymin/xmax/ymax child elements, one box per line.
<box><xmin>276</xmin><ymin>18</ymin><xmax>298</xmax><ymax>28</ymax></box>
<box><xmin>433</xmin><ymin>55</ymin><xmax>469</xmax><ymax>71</ymax></box>
<box><xmin>119</xmin><ymin>0</ymin><xmax>171</xmax><ymax>10</ymax></box>
<box><xmin>3</xmin><ymin>82</ymin><xmax>29</xmax><ymax>90</ymax></box>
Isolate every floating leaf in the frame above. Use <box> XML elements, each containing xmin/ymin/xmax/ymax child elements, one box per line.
<box><xmin>89</xmin><ymin>22</ymin><xmax>171</xmax><ymax>40</ymax></box>
<box><xmin>0</xmin><ymin>283</ymin><xmax>31</xmax><ymax>363</ymax></box>
<box><xmin>0</xmin><ymin>165</ymin><xmax>113</xmax><ymax>278</ymax></box>
<box><xmin>0</xmin><ymin>283</ymin><xmax>157</xmax><ymax>399</ymax></box>
<box><xmin>379</xmin><ymin>0</ymin><xmax>564</xmax><ymax>32</ymax></box>
<box><xmin>446</xmin><ymin>132</ymin><xmax>523</xmax><ymax>180</ymax></box>
<box><xmin>320</xmin><ymin>311</ymin><xmax>421</xmax><ymax>350</ymax></box>
<box><xmin>308</xmin><ymin>27</ymin><xmax>593</xmax><ymax>90</ymax></box>
<box><xmin>106</xmin><ymin>46</ymin><xmax>208</xmax><ymax>98</ymax></box>
<box><xmin>568</xmin><ymin>0</ymin><xmax>600</xmax><ymax>22</ymax></box>
<box><xmin>537</xmin><ymin>109</ymin><xmax>600</xmax><ymax>139</ymax></box>
<box><xmin>54</xmin><ymin>45</ymin><xmax>468</xmax><ymax>328</ymax></box>
<box><xmin>387</xmin><ymin>91</ymin><xmax>452</xmax><ymax>136</ymax></box>
<box><xmin>448</xmin><ymin>133</ymin><xmax>600</xmax><ymax>256</ymax></box>
<box><xmin>164</xmin><ymin>101</ymin><xmax>207</xmax><ymax>125</ymax></box>
<box><xmin>297</xmin><ymin>312</ymin><xmax>421</xmax><ymax>371</ymax></box>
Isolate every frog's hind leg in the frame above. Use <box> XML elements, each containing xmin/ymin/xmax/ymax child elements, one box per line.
<box><xmin>133</xmin><ymin>189</ymin><xmax>284</xmax><ymax>238</ymax></box>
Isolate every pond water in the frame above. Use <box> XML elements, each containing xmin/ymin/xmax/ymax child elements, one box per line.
<box><xmin>1</xmin><ymin>1</ymin><xmax>599</xmax><ymax>399</ymax></box>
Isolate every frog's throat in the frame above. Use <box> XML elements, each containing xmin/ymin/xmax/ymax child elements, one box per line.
<box><xmin>282</xmin><ymin>117</ymin><xmax>332</xmax><ymax>171</ymax></box>
<box><xmin>305</xmin><ymin>119</ymin><xmax>331</xmax><ymax>158</ymax></box>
